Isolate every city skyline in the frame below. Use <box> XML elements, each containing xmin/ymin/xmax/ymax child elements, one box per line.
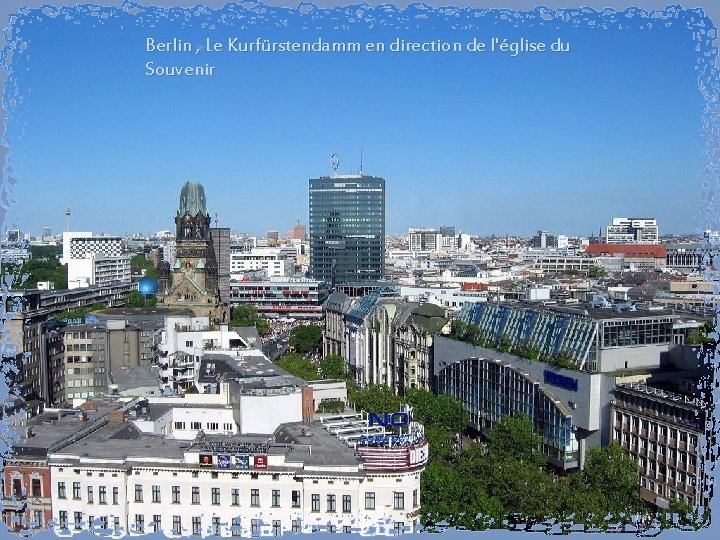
<box><xmin>1</xmin><ymin>4</ymin><xmax>707</xmax><ymax>238</ymax></box>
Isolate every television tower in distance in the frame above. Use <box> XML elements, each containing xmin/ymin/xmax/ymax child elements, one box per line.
<box><xmin>65</xmin><ymin>207</ymin><xmax>71</xmax><ymax>232</ymax></box>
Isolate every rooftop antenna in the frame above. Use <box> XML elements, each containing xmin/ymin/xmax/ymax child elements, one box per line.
<box><xmin>359</xmin><ymin>142</ymin><xmax>364</xmax><ymax>175</ymax></box>
<box><xmin>330</xmin><ymin>154</ymin><xmax>340</xmax><ymax>177</ymax></box>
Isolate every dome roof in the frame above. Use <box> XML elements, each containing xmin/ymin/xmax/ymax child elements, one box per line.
<box><xmin>138</xmin><ymin>277</ymin><xmax>159</xmax><ymax>295</ymax></box>
<box><xmin>178</xmin><ymin>181</ymin><xmax>208</xmax><ymax>216</ymax></box>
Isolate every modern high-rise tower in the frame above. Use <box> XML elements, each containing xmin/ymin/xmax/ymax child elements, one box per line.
<box><xmin>309</xmin><ymin>172</ymin><xmax>385</xmax><ymax>286</ymax></box>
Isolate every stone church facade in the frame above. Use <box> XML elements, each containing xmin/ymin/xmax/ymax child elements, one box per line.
<box><xmin>157</xmin><ymin>181</ymin><xmax>228</xmax><ymax>321</ymax></box>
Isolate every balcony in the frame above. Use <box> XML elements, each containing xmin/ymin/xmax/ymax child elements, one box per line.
<box><xmin>1</xmin><ymin>494</ymin><xmax>27</xmax><ymax>512</ymax></box>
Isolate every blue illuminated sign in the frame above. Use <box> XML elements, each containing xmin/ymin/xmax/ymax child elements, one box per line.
<box><xmin>368</xmin><ymin>412</ymin><xmax>410</xmax><ymax>428</ymax></box>
<box><xmin>543</xmin><ymin>370</ymin><xmax>578</xmax><ymax>392</ymax></box>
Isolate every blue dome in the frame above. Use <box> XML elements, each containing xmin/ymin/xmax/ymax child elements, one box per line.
<box><xmin>138</xmin><ymin>277</ymin><xmax>159</xmax><ymax>296</ymax></box>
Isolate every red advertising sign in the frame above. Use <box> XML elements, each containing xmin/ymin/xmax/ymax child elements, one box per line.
<box><xmin>253</xmin><ymin>455</ymin><xmax>268</xmax><ymax>470</ymax></box>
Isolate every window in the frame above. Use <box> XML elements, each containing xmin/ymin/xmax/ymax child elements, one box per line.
<box><xmin>272</xmin><ymin>520</ymin><xmax>281</xmax><ymax>537</ymax></box>
<box><xmin>191</xmin><ymin>422</ymin><xmax>201</xmax><ymax>430</ymax></box>
<box><xmin>72</xmin><ymin>482</ymin><xmax>81</xmax><ymax>500</ymax></box>
<box><xmin>74</xmin><ymin>511</ymin><xmax>83</xmax><ymax>530</ymax></box>
<box><xmin>212</xmin><ymin>517</ymin><xmax>221</xmax><ymax>536</ymax></box>
<box><xmin>192</xmin><ymin>517</ymin><xmax>202</xmax><ymax>536</ymax></box>
<box><xmin>211</xmin><ymin>487</ymin><xmax>221</xmax><ymax>505</ymax></box>
<box><xmin>231</xmin><ymin>488</ymin><xmax>240</xmax><ymax>506</ymax></box>
<box><xmin>292</xmin><ymin>520</ymin><xmax>302</xmax><ymax>533</ymax></box>
<box><xmin>59</xmin><ymin>511</ymin><xmax>68</xmax><ymax>529</ymax></box>
<box><xmin>113</xmin><ymin>487</ymin><xmax>119</xmax><ymax>505</ymax></box>
<box><xmin>327</xmin><ymin>494</ymin><xmax>336</xmax><ymax>512</ymax></box>
<box><xmin>292</xmin><ymin>490</ymin><xmax>301</xmax><ymax>508</ymax></box>
<box><xmin>413</xmin><ymin>489</ymin><xmax>418</xmax><ymax>508</ymax></box>
<box><xmin>394</xmin><ymin>522</ymin><xmax>405</xmax><ymax>535</ymax></box>
<box><xmin>394</xmin><ymin>492</ymin><xmax>405</xmax><ymax>510</ymax></box>
<box><xmin>272</xmin><ymin>489</ymin><xmax>280</xmax><ymax>507</ymax></box>
<box><xmin>365</xmin><ymin>492</ymin><xmax>375</xmax><ymax>510</ymax></box>
<box><xmin>58</xmin><ymin>482</ymin><xmax>66</xmax><ymax>499</ymax></box>
<box><xmin>251</xmin><ymin>519</ymin><xmax>261</xmax><ymax>537</ymax></box>
<box><xmin>174</xmin><ymin>421</ymin><xmax>185</xmax><ymax>430</ymax></box>
<box><xmin>99</xmin><ymin>486</ymin><xmax>107</xmax><ymax>504</ymax></box>
<box><xmin>87</xmin><ymin>486</ymin><xmax>94</xmax><ymax>504</ymax></box>
<box><xmin>232</xmin><ymin>517</ymin><xmax>242</xmax><ymax>537</ymax></box>
<box><xmin>31</xmin><ymin>478</ymin><xmax>41</xmax><ymax>497</ymax></box>
<box><xmin>311</xmin><ymin>494</ymin><xmax>320</xmax><ymax>512</ymax></box>
<box><xmin>135</xmin><ymin>515</ymin><xmax>145</xmax><ymax>534</ymax></box>
<box><xmin>208</xmin><ymin>422</ymin><xmax>219</xmax><ymax>431</ymax></box>
<box><xmin>152</xmin><ymin>485</ymin><xmax>161</xmax><ymax>503</ymax></box>
<box><xmin>172</xmin><ymin>485</ymin><xmax>180</xmax><ymax>503</ymax></box>
<box><xmin>251</xmin><ymin>489</ymin><xmax>260</xmax><ymax>507</ymax></box>
<box><xmin>173</xmin><ymin>516</ymin><xmax>182</xmax><ymax>535</ymax></box>
<box><xmin>153</xmin><ymin>516</ymin><xmax>162</xmax><ymax>533</ymax></box>
<box><xmin>192</xmin><ymin>486</ymin><xmax>200</xmax><ymax>504</ymax></box>
<box><xmin>342</xmin><ymin>495</ymin><xmax>351</xmax><ymax>513</ymax></box>
<box><xmin>135</xmin><ymin>484</ymin><xmax>143</xmax><ymax>503</ymax></box>
<box><xmin>343</xmin><ymin>526</ymin><xmax>353</xmax><ymax>534</ymax></box>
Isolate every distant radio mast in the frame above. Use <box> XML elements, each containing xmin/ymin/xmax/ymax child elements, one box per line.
<box><xmin>65</xmin><ymin>207</ymin><xmax>71</xmax><ymax>232</ymax></box>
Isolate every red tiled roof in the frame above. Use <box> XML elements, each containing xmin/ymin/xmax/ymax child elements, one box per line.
<box><xmin>585</xmin><ymin>244</ymin><xmax>667</xmax><ymax>258</ymax></box>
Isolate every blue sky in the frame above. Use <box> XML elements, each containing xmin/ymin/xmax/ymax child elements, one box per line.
<box><xmin>2</xmin><ymin>4</ymin><xmax>706</xmax><ymax>237</ymax></box>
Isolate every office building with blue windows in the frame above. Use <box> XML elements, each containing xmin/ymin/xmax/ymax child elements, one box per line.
<box><xmin>309</xmin><ymin>173</ymin><xmax>385</xmax><ymax>286</ymax></box>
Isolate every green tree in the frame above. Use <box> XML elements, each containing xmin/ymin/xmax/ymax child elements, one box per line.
<box><xmin>289</xmin><ymin>324</ymin><xmax>323</xmax><ymax>354</ymax></box>
<box><xmin>130</xmin><ymin>253</ymin><xmax>158</xmax><ymax>279</ymax></box>
<box><xmin>319</xmin><ymin>354</ymin><xmax>347</xmax><ymax>380</ymax></box>
<box><xmin>486</xmin><ymin>413</ymin><xmax>545</xmax><ymax>467</ymax></box>
<box><xmin>316</xmin><ymin>400</ymin><xmax>345</xmax><ymax>414</ymax></box>
<box><xmin>565</xmin><ymin>443</ymin><xmax>643</xmax><ymax>520</ymax></box>
<box><xmin>125</xmin><ymin>291</ymin><xmax>145</xmax><ymax>308</ymax></box>
<box><xmin>588</xmin><ymin>265</ymin><xmax>608</xmax><ymax>279</ymax></box>
<box><xmin>28</xmin><ymin>245</ymin><xmax>62</xmax><ymax>260</ymax></box>
<box><xmin>421</xmin><ymin>459</ymin><xmax>504</xmax><ymax>531</ymax></box>
<box><xmin>405</xmin><ymin>388</ymin><xmax>469</xmax><ymax>434</ymax></box>
<box><xmin>230</xmin><ymin>304</ymin><xmax>271</xmax><ymax>336</ymax></box>
<box><xmin>88</xmin><ymin>302</ymin><xmax>106</xmax><ymax>312</ymax></box>
<box><xmin>350</xmin><ymin>385</ymin><xmax>402</xmax><ymax>415</ymax></box>
<box><xmin>144</xmin><ymin>297</ymin><xmax>157</xmax><ymax>308</ymax></box>
<box><xmin>276</xmin><ymin>353</ymin><xmax>320</xmax><ymax>381</ymax></box>
<box><xmin>661</xmin><ymin>495</ymin><xmax>705</xmax><ymax>530</ymax></box>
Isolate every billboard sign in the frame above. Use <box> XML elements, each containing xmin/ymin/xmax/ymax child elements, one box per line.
<box><xmin>234</xmin><ymin>454</ymin><xmax>250</xmax><ymax>470</ymax></box>
<box><xmin>543</xmin><ymin>370</ymin><xmax>578</xmax><ymax>392</ymax></box>
<box><xmin>358</xmin><ymin>432</ymin><xmax>424</xmax><ymax>448</ymax></box>
<box><xmin>253</xmin><ymin>455</ymin><xmax>268</xmax><ymax>470</ymax></box>
<box><xmin>217</xmin><ymin>453</ymin><xmax>232</xmax><ymax>469</ymax></box>
<box><xmin>199</xmin><ymin>454</ymin><xmax>213</xmax><ymax>467</ymax></box>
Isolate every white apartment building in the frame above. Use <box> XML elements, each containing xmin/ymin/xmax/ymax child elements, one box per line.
<box><xmin>229</xmin><ymin>247</ymin><xmax>293</xmax><ymax>277</ymax></box>
<box><xmin>47</xmin><ymin>402</ymin><xmax>427</xmax><ymax>537</ymax></box>
<box><xmin>158</xmin><ymin>315</ymin><xmax>261</xmax><ymax>393</ymax></box>
<box><xmin>606</xmin><ymin>217</ymin><xmax>659</xmax><ymax>244</ymax></box>
<box><xmin>62</xmin><ymin>232</ymin><xmax>131</xmax><ymax>289</ymax></box>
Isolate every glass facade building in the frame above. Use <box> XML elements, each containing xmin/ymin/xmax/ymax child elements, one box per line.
<box><xmin>437</xmin><ymin>357</ymin><xmax>579</xmax><ymax>469</ymax></box>
<box><xmin>309</xmin><ymin>174</ymin><xmax>385</xmax><ymax>285</ymax></box>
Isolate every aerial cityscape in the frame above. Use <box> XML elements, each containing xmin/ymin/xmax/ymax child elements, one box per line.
<box><xmin>0</xmin><ymin>1</ymin><xmax>716</xmax><ymax>538</ymax></box>
<box><xmin>0</xmin><ymin>169</ymin><xmax>713</xmax><ymax>535</ymax></box>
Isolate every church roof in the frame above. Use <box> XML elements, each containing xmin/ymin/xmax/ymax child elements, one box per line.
<box><xmin>178</xmin><ymin>181</ymin><xmax>208</xmax><ymax>216</ymax></box>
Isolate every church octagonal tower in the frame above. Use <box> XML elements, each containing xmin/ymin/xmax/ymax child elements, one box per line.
<box><xmin>157</xmin><ymin>181</ymin><xmax>226</xmax><ymax>321</ymax></box>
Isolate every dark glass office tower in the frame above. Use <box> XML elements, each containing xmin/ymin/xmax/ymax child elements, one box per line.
<box><xmin>309</xmin><ymin>174</ymin><xmax>385</xmax><ymax>286</ymax></box>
